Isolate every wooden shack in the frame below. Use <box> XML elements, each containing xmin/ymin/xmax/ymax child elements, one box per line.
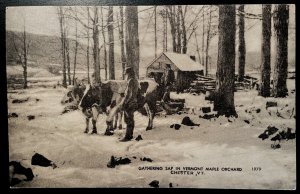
<box><xmin>146</xmin><ymin>52</ymin><xmax>204</xmax><ymax>92</ymax></box>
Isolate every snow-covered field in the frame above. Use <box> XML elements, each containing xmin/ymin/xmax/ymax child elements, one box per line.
<box><xmin>7</xmin><ymin>79</ymin><xmax>296</xmax><ymax>189</ymax></box>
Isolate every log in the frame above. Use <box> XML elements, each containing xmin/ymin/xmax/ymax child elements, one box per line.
<box><xmin>266</xmin><ymin>101</ymin><xmax>277</xmax><ymax>109</ymax></box>
<box><xmin>195</xmin><ymin>74</ymin><xmax>215</xmax><ymax>80</ymax></box>
<box><xmin>193</xmin><ymin>80</ymin><xmax>216</xmax><ymax>85</ymax></box>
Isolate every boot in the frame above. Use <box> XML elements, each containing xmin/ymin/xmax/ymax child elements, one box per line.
<box><xmin>119</xmin><ymin>136</ymin><xmax>133</xmax><ymax>142</ymax></box>
<box><xmin>104</xmin><ymin>130</ymin><xmax>114</xmax><ymax>136</ymax></box>
<box><xmin>91</xmin><ymin>128</ymin><xmax>97</xmax><ymax>134</ymax></box>
<box><xmin>104</xmin><ymin>121</ymin><xmax>114</xmax><ymax>136</ymax></box>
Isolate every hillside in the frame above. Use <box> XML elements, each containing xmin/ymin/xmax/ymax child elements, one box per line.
<box><xmin>206</xmin><ymin>49</ymin><xmax>295</xmax><ymax>75</ymax></box>
<box><xmin>6</xmin><ymin>30</ymin><xmax>155</xmax><ymax>76</ymax></box>
<box><xmin>6</xmin><ymin>30</ymin><xmax>295</xmax><ymax>79</ymax></box>
<box><xmin>6</xmin><ymin>31</ymin><xmax>122</xmax><ymax>70</ymax></box>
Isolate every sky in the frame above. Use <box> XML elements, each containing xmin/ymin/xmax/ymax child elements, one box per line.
<box><xmin>6</xmin><ymin>5</ymin><xmax>296</xmax><ymax>61</ymax></box>
<box><xmin>6</xmin><ymin>6</ymin><xmax>60</xmax><ymax>37</ymax></box>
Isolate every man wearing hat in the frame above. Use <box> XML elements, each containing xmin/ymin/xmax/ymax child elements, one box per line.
<box><xmin>119</xmin><ymin>66</ymin><xmax>139</xmax><ymax>141</ymax></box>
<box><xmin>163</xmin><ymin>64</ymin><xmax>175</xmax><ymax>87</ymax></box>
<box><xmin>160</xmin><ymin>64</ymin><xmax>178</xmax><ymax>114</ymax></box>
<box><xmin>162</xmin><ymin>64</ymin><xmax>175</xmax><ymax>101</ymax></box>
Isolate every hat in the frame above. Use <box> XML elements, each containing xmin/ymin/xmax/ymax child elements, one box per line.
<box><xmin>125</xmin><ymin>66</ymin><xmax>134</xmax><ymax>74</ymax></box>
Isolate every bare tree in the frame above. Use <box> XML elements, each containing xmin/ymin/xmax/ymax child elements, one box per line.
<box><xmin>57</xmin><ymin>7</ymin><xmax>67</xmax><ymax>88</ymax></box>
<box><xmin>100</xmin><ymin>6</ymin><xmax>108</xmax><ymax>80</ymax></box>
<box><xmin>12</xmin><ymin>23</ymin><xmax>29</xmax><ymax>89</ymax></box>
<box><xmin>188</xmin><ymin>6</ymin><xmax>217</xmax><ymax>71</ymax></box>
<box><xmin>92</xmin><ymin>7</ymin><xmax>101</xmax><ymax>83</ymax></box>
<box><xmin>214</xmin><ymin>5</ymin><xmax>237</xmax><ymax>117</ymax></box>
<box><xmin>62</xmin><ymin>8</ymin><xmax>71</xmax><ymax>86</ymax></box>
<box><xmin>184</xmin><ymin>5</ymin><xmax>215</xmax><ymax>55</ymax></box>
<box><xmin>21</xmin><ymin>27</ymin><xmax>29</xmax><ymax>89</ymax></box>
<box><xmin>165</xmin><ymin>5</ymin><xmax>206</xmax><ymax>54</ymax></box>
<box><xmin>164</xmin><ymin>8</ymin><xmax>168</xmax><ymax>52</ymax></box>
<box><xmin>159</xmin><ymin>7</ymin><xmax>168</xmax><ymax>52</ymax></box>
<box><xmin>205</xmin><ymin>5</ymin><xmax>213</xmax><ymax>76</ymax></box>
<box><xmin>194</xmin><ymin>32</ymin><xmax>201</xmax><ymax>63</ymax></box>
<box><xmin>176</xmin><ymin>6</ymin><xmax>181</xmax><ymax>53</ymax></box>
<box><xmin>86</xmin><ymin>7</ymin><xmax>91</xmax><ymax>84</ymax></box>
<box><xmin>273</xmin><ymin>4</ymin><xmax>289</xmax><ymax>97</ymax></box>
<box><xmin>72</xmin><ymin>8</ymin><xmax>79</xmax><ymax>85</ymax></box>
<box><xmin>238</xmin><ymin>5</ymin><xmax>246</xmax><ymax>81</ymax></box>
<box><xmin>154</xmin><ymin>6</ymin><xmax>157</xmax><ymax>58</ymax></box>
<box><xmin>166</xmin><ymin>6</ymin><xmax>178</xmax><ymax>53</ymax></box>
<box><xmin>259</xmin><ymin>5</ymin><xmax>272</xmax><ymax>97</ymax></box>
<box><xmin>166</xmin><ymin>5</ymin><xmax>189</xmax><ymax>54</ymax></box>
<box><xmin>108</xmin><ymin>6</ymin><xmax>115</xmax><ymax>80</ymax></box>
<box><xmin>179</xmin><ymin>6</ymin><xmax>187</xmax><ymax>54</ymax></box>
<box><xmin>201</xmin><ymin>9</ymin><xmax>205</xmax><ymax>66</ymax></box>
<box><xmin>68</xmin><ymin>6</ymin><xmax>104</xmax><ymax>83</ymax></box>
<box><xmin>125</xmin><ymin>6</ymin><xmax>140</xmax><ymax>78</ymax></box>
<box><xmin>66</xmin><ymin>38</ymin><xmax>71</xmax><ymax>85</ymax></box>
<box><xmin>118</xmin><ymin>6</ymin><xmax>126</xmax><ymax>79</ymax></box>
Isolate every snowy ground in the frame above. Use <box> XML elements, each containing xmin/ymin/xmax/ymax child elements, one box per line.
<box><xmin>8</xmin><ymin>79</ymin><xmax>296</xmax><ymax>189</ymax></box>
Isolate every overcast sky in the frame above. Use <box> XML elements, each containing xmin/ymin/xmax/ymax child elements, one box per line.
<box><xmin>6</xmin><ymin>6</ymin><xmax>60</xmax><ymax>36</ymax></box>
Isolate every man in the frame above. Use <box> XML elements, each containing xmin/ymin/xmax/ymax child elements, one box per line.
<box><xmin>119</xmin><ymin>66</ymin><xmax>139</xmax><ymax>142</ymax></box>
<box><xmin>161</xmin><ymin>64</ymin><xmax>178</xmax><ymax>114</ymax></box>
<box><xmin>163</xmin><ymin>64</ymin><xmax>175</xmax><ymax>87</ymax></box>
<box><xmin>162</xmin><ymin>64</ymin><xmax>175</xmax><ymax>100</ymax></box>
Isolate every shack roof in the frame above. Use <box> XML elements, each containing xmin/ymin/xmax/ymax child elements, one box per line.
<box><xmin>147</xmin><ymin>52</ymin><xmax>204</xmax><ymax>71</ymax></box>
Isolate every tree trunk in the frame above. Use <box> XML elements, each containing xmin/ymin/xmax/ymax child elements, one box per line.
<box><xmin>194</xmin><ymin>32</ymin><xmax>201</xmax><ymax>63</ymax></box>
<box><xmin>214</xmin><ymin>5</ymin><xmax>236</xmax><ymax>117</ymax></box>
<box><xmin>66</xmin><ymin>39</ymin><xmax>71</xmax><ymax>85</ymax></box>
<box><xmin>100</xmin><ymin>6</ymin><xmax>108</xmax><ymax>80</ymax></box>
<box><xmin>162</xmin><ymin>7</ymin><xmax>167</xmax><ymax>52</ymax></box>
<box><xmin>72</xmin><ymin>9</ymin><xmax>78</xmax><ymax>85</ymax></box>
<box><xmin>259</xmin><ymin>5</ymin><xmax>271</xmax><ymax>97</ymax></box>
<box><xmin>87</xmin><ymin>45</ymin><xmax>90</xmax><ymax>84</ymax></box>
<box><xmin>154</xmin><ymin>6</ymin><xmax>157</xmax><ymax>58</ymax></box>
<box><xmin>119</xmin><ymin>6</ymin><xmax>126</xmax><ymax>79</ymax></box>
<box><xmin>86</xmin><ymin>7</ymin><xmax>90</xmax><ymax>84</ymax></box>
<box><xmin>273</xmin><ymin>5</ymin><xmax>289</xmax><ymax>97</ymax></box>
<box><xmin>108</xmin><ymin>6</ymin><xmax>115</xmax><ymax>80</ymax></box>
<box><xmin>93</xmin><ymin>7</ymin><xmax>101</xmax><ymax>83</ymax></box>
<box><xmin>238</xmin><ymin>5</ymin><xmax>246</xmax><ymax>81</ymax></box>
<box><xmin>73</xmin><ymin>35</ymin><xmax>78</xmax><ymax>85</ymax></box>
<box><xmin>167</xmin><ymin>6</ymin><xmax>177</xmax><ymax>53</ymax></box>
<box><xmin>23</xmin><ymin>64</ymin><xmax>27</xmax><ymax>89</ymax></box>
<box><xmin>205</xmin><ymin>6</ymin><xmax>212</xmax><ymax>76</ymax></box>
<box><xmin>201</xmin><ymin>9</ymin><xmax>205</xmax><ymax>70</ymax></box>
<box><xmin>58</xmin><ymin>7</ymin><xmax>67</xmax><ymax>88</ymax></box>
<box><xmin>176</xmin><ymin>6</ymin><xmax>181</xmax><ymax>53</ymax></box>
<box><xmin>125</xmin><ymin>6</ymin><xmax>140</xmax><ymax>78</ymax></box>
<box><xmin>179</xmin><ymin>6</ymin><xmax>187</xmax><ymax>54</ymax></box>
<box><xmin>22</xmin><ymin>25</ymin><xmax>28</xmax><ymax>89</ymax></box>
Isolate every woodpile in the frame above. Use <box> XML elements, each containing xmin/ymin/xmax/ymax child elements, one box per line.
<box><xmin>234</xmin><ymin>75</ymin><xmax>258</xmax><ymax>91</ymax></box>
<box><xmin>156</xmin><ymin>99</ymin><xmax>185</xmax><ymax>114</ymax></box>
<box><xmin>187</xmin><ymin>74</ymin><xmax>259</xmax><ymax>94</ymax></box>
<box><xmin>188</xmin><ymin>74</ymin><xmax>216</xmax><ymax>94</ymax></box>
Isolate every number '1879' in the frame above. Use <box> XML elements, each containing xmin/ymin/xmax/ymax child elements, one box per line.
<box><xmin>252</xmin><ymin>167</ymin><xmax>262</xmax><ymax>171</ymax></box>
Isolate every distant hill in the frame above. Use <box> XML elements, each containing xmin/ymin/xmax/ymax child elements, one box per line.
<box><xmin>6</xmin><ymin>30</ymin><xmax>294</xmax><ymax>78</ymax></box>
<box><xmin>6</xmin><ymin>31</ymin><xmax>85</xmax><ymax>69</ymax></box>
<box><xmin>6</xmin><ymin>31</ymin><xmax>126</xmax><ymax>70</ymax></box>
<box><xmin>207</xmin><ymin>49</ymin><xmax>295</xmax><ymax>75</ymax></box>
<box><xmin>6</xmin><ymin>30</ymin><xmax>155</xmax><ymax>76</ymax></box>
